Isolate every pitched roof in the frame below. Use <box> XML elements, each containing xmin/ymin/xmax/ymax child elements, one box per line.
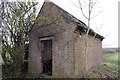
<box><xmin>40</xmin><ymin>0</ymin><xmax>104</xmax><ymax>40</ymax></box>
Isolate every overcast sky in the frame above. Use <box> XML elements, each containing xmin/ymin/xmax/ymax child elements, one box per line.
<box><xmin>37</xmin><ymin>0</ymin><xmax>119</xmax><ymax>48</ymax></box>
<box><xmin>3</xmin><ymin>0</ymin><xmax>119</xmax><ymax>48</ymax></box>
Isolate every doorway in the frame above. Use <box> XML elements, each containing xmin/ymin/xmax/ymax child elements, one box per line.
<box><xmin>41</xmin><ymin>39</ymin><xmax>52</xmax><ymax>75</ymax></box>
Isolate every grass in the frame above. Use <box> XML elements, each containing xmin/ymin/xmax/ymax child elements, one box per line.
<box><xmin>92</xmin><ymin>52</ymin><xmax>119</xmax><ymax>78</ymax></box>
<box><xmin>102</xmin><ymin>52</ymin><xmax>119</xmax><ymax>78</ymax></box>
<box><xmin>103</xmin><ymin>52</ymin><xmax>119</xmax><ymax>68</ymax></box>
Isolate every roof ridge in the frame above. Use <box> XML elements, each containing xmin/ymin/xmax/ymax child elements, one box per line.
<box><xmin>43</xmin><ymin>0</ymin><xmax>87</xmax><ymax>26</ymax></box>
<box><xmin>39</xmin><ymin>0</ymin><xmax>104</xmax><ymax>40</ymax></box>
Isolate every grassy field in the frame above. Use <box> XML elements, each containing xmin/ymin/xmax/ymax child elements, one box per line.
<box><xmin>93</xmin><ymin>52</ymin><xmax>119</xmax><ymax>78</ymax></box>
<box><xmin>103</xmin><ymin>52</ymin><xmax>119</xmax><ymax>68</ymax></box>
<box><xmin>102</xmin><ymin>52</ymin><xmax>119</xmax><ymax>78</ymax></box>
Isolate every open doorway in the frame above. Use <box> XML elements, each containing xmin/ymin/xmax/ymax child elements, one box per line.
<box><xmin>41</xmin><ymin>39</ymin><xmax>52</xmax><ymax>75</ymax></box>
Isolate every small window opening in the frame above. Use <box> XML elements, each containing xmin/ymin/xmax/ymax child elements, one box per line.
<box><xmin>41</xmin><ymin>39</ymin><xmax>52</xmax><ymax>76</ymax></box>
<box><xmin>79</xmin><ymin>32</ymin><xmax>82</xmax><ymax>38</ymax></box>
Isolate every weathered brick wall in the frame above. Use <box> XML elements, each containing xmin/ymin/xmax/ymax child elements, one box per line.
<box><xmin>72</xmin><ymin>31</ymin><xmax>102</xmax><ymax>78</ymax></box>
<box><xmin>53</xmin><ymin>30</ymin><xmax>75</xmax><ymax>78</ymax></box>
<box><xmin>29</xmin><ymin>1</ymin><xmax>103</xmax><ymax>78</ymax></box>
<box><xmin>29</xmin><ymin>2</ymin><xmax>76</xmax><ymax>78</ymax></box>
<box><xmin>29</xmin><ymin>37</ymin><xmax>42</xmax><ymax>75</ymax></box>
<box><xmin>63</xmin><ymin>22</ymin><xmax>102</xmax><ymax>78</ymax></box>
<box><xmin>87</xmin><ymin>35</ymin><xmax>103</xmax><ymax>70</ymax></box>
<box><xmin>74</xmin><ymin>33</ymin><xmax>86</xmax><ymax>77</ymax></box>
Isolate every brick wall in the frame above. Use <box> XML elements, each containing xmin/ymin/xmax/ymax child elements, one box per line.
<box><xmin>28</xmin><ymin>1</ymin><xmax>103</xmax><ymax>78</ymax></box>
<box><xmin>29</xmin><ymin>2</ymin><xmax>76</xmax><ymax>78</ymax></box>
<box><xmin>87</xmin><ymin>35</ymin><xmax>103</xmax><ymax>70</ymax></box>
<box><xmin>72</xmin><ymin>31</ymin><xmax>102</xmax><ymax>78</ymax></box>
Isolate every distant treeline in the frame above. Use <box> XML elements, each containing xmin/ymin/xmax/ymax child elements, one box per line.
<box><xmin>102</xmin><ymin>48</ymin><xmax>120</xmax><ymax>54</ymax></box>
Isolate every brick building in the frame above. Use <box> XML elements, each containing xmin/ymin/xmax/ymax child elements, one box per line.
<box><xmin>28</xmin><ymin>0</ymin><xmax>104</xmax><ymax>78</ymax></box>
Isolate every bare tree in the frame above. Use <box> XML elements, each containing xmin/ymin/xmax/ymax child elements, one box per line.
<box><xmin>73</xmin><ymin>0</ymin><xmax>103</xmax><ymax>77</ymax></box>
<box><xmin>1</xmin><ymin>0</ymin><xmax>63</xmax><ymax>78</ymax></box>
<box><xmin>1</xmin><ymin>1</ymin><xmax>39</xmax><ymax>78</ymax></box>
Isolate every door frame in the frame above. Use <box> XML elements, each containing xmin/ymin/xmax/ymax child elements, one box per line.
<box><xmin>39</xmin><ymin>36</ymin><xmax>54</xmax><ymax>75</ymax></box>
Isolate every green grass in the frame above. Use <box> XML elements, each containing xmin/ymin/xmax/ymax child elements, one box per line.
<box><xmin>91</xmin><ymin>52</ymin><xmax>119</xmax><ymax>78</ymax></box>
<box><xmin>103</xmin><ymin>52</ymin><xmax>119</xmax><ymax>68</ymax></box>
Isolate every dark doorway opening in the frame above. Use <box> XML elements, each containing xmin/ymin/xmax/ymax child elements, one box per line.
<box><xmin>41</xmin><ymin>39</ymin><xmax>52</xmax><ymax>76</ymax></box>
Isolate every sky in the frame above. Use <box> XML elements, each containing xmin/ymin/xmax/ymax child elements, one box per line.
<box><xmin>43</xmin><ymin>0</ymin><xmax>120</xmax><ymax>47</ymax></box>
<box><xmin>2</xmin><ymin>0</ymin><xmax>119</xmax><ymax>48</ymax></box>
<box><xmin>37</xmin><ymin>0</ymin><xmax>119</xmax><ymax>48</ymax></box>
